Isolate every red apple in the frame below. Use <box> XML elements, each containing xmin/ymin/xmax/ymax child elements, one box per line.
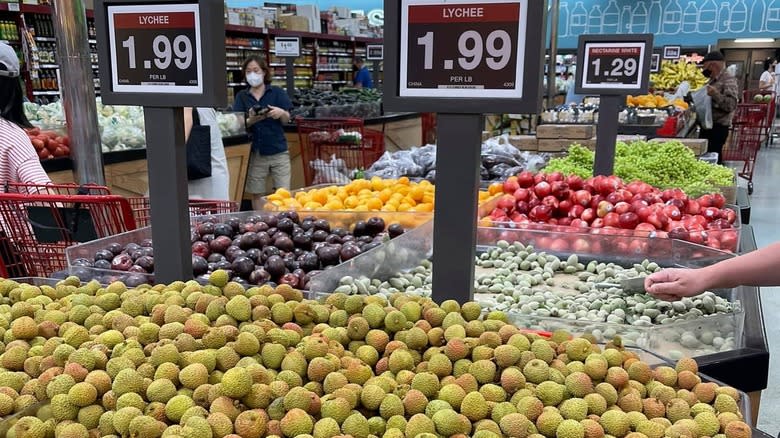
<box><xmin>702</xmin><ymin>207</ymin><xmax>720</xmax><ymax>221</ymax></box>
<box><xmin>573</xmin><ymin>190</ymin><xmax>592</xmax><ymax>207</ymax></box>
<box><xmin>603</xmin><ymin>212</ymin><xmax>620</xmax><ymax>228</ymax></box>
<box><xmin>517</xmin><ymin>171</ymin><xmax>535</xmax><ymax>188</ymax></box>
<box><xmin>558</xmin><ymin>199</ymin><xmax>573</xmax><ymax>215</ymax></box>
<box><xmin>534</xmin><ymin>181</ymin><xmax>552</xmax><ymax>198</ymax></box>
<box><xmin>712</xmin><ymin>193</ymin><xmax>726</xmax><ymax>209</ymax></box>
<box><xmin>513</xmin><ymin>188</ymin><xmax>531</xmax><ymax>202</ymax></box>
<box><xmin>529</xmin><ymin>204</ymin><xmax>553</xmax><ymax>221</ymax></box>
<box><xmin>636</xmin><ymin>206</ymin><xmax>652</xmax><ymax>223</ymax></box>
<box><xmin>547</xmin><ymin>171</ymin><xmax>564</xmax><ymax>182</ymax></box>
<box><xmin>698</xmin><ymin>194</ymin><xmax>714</xmax><ymax>208</ymax></box>
<box><xmin>566</xmin><ymin>175</ymin><xmax>584</xmax><ymax>191</ymax></box>
<box><xmin>551</xmin><ymin>181</ymin><xmax>570</xmax><ymax>200</ymax></box>
<box><xmin>515</xmin><ymin>201</ymin><xmax>529</xmax><ymax>214</ymax></box>
<box><xmin>192</xmin><ymin>241</ymin><xmax>211</xmax><ymax>258</ymax></box>
<box><xmin>666</xmin><ymin>198</ymin><xmax>685</xmax><ymax>209</ymax></box>
<box><xmin>503</xmin><ymin>177</ymin><xmax>520</xmax><ymax>194</ymax></box>
<box><xmin>635</xmin><ymin>222</ymin><xmax>657</xmax><ymax>234</ymax></box>
<box><xmin>685</xmin><ymin>200</ymin><xmax>701</xmax><ymax>215</ymax></box>
<box><xmin>663</xmin><ymin>205</ymin><xmax>682</xmax><ymax>221</ymax></box>
<box><xmin>581</xmin><ymin>208</ymin><xmax>596</xmax><ymax>223</ymax></box>
<box><xmin>614</xmin><ymin>201</ymin><xmax>631</xmax><ymax>215</ymax></box>
<box><xmin>497</xmin><ymin>195</ymin><xmax>516</xmax><ymax>212</ymax></box>
<box><xmin>618</xmin><ymin>212</ymin><xmax>640</xmax><ymax>229</ymax></box>
<box><xmin>606</xmin><ymin>192</ymin><xmax>623</xmax><ymax>205</ymax></box>
<box><xmin>569</xmin><ymin>204</ymin><xmax>585</xmax><ymax>219</ymax></box>
<box><xmin>597</xmin><ymin>201</ymin><xmax>614</xmax><ymax>218</ymax></box>
<box><xmin>550</xmin><ymin>238</ymin><xmax>569</xmax><ymax>251</ymax></box>
<box><xmin>534</xmin><ymin>173</ymin><xmax>548</xmax><ymax>184</ymax></box>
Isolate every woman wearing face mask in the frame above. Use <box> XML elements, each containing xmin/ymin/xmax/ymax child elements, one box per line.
<box><xmin>232</xmin><ymin>56</ymin><xmax>293</xmax><ymax>210</ymax></box>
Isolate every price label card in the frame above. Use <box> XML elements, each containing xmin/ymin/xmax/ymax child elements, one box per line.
<box><xmin>275</xmin><ymin>37</ymin><xmax>300</xmax><ymax>57</ymax></box>
<box><xmin>107</xmin><ymin>4</ymin><xmax>202</xmax><ymax>94</ymax></box>
<box><xmin>575</xmin><ymin>34</ymin><xmax>653</xmax><ymax>95</ymax></box>
<box><xmin>367</xmin><ymin>44</ymin><xmax>384</xmax><ymax>61</ymax></box>
<box><xmin>399</xmin><ymin>0</ymin><xmax>527</xmax><ymax>99</ymax></box>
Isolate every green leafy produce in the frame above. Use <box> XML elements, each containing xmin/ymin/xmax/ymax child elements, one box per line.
<box><xmin>544</xmin><ymin>141</ymin><xmax>734</xmax><ymax>196</ymax></box>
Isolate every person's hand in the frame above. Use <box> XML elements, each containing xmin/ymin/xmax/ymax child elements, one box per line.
<box><xmin>267</xmin><ymin>105</ymin><xmax>287</xmax><ymax>120</ymax></box>
<box><xmin>706</xmin><ymin>85</ymin><xmax>718</xmax><ymax>96</ymax></box>
<box><xmin>246</xmin><ymin>108</ymin><xmax>265</xmax><ymax>125</ymax></box>
<box><xmin>644</xmin><ymin>268</ymin><xmax>709</xmax><ymax>301</ymax></box>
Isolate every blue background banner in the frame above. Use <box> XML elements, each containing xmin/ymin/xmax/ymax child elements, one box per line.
<box><xmin>555</xmin><ymin>0</ymin><xmax>780</xmax><ymax>49</ymax></box>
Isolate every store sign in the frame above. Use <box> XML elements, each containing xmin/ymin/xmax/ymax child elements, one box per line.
<box><xmin>366</xmin><ymin>44</ymin><xmax>383</xmax><ymax>60</ymax></box>
<box><xmin>107</xmin><ymin>4</ymin><xmax>202</xmax><ymax>94</ymax></box>
<box><xmin>399</xmin><ymin>0</ymin><xmax>527</xmax><ymax>99</ymax></box>
<box><xmin>575</xmin><ymin>34</ymin><xmax>653</xmax><ymax>95</ymax></box>
<box><xmin>275</xmin><ymin>36</ymin><xmax>300</xmax><ymax>57</ymax></box>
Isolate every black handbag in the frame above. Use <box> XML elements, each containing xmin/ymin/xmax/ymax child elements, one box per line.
<box><xmin>186</xmin><ymin>109</ymin><xmax>213</xmax><ymax>180</ymax></box>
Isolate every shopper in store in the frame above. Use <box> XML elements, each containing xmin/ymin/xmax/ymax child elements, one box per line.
<box><xmin>698</xmin><ymin>51</ymin><xmax>739</xmax><ymax>164</ymax></box>
<box><xmin>352</xmin><ymin>57</ymin><xmax>373</xmax><ymax>89</ymax></box>
<box><xmin>233</xmin><ymin>56</ymin><xmax>293</xmax><ymax>210</ymax></box>
<box><xmin>0</xmin><ymin>42</ymin><xmax>51</xmax><ymax>190</ymax></box>
<box><xmin>184</xmin><ymin>107</ymin><xmax>230</xmax><ymax>201</ymax></box>
<box><xmin>645</xmin><ymin>242</ymin><xmax>780</xmax><ymax>301</ymax></box>
<box><xmin>759</xmin><ymin>58</ymin><xmax>776</xmax><ymax>92</ymax></box>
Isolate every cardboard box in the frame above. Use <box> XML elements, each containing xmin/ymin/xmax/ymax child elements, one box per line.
<box><xmin>279</xmin><ymin>15</ymin><xmax>310</xmax><ymax>32</ymax></box>
<box><xmin>507</xmin><ymin>135</ymin><xmax>538</xmax><ymax>151</ymax></box>
<box><xmin>538</xmin><ymin>137</ymin><xmax>596</xmax><ymax>152</ymax></box>
<box><xmin>296</xmin><ymin>5</ymin><xmax>322</xmax><ymax>33</ymax></box>
<box><xmin>536</xmin><ymin>124</ymin><xmax>595</xmax><ymax>140</ymax></box>
<box><xmin>616</xmin><ymin>135</ymin><xmax>648</xmax><ymax>142</ymax></box>
<box><xmin>650</xmin><ymin>138</ymin><xmax>708</xmax><ymax>156</ymax></box>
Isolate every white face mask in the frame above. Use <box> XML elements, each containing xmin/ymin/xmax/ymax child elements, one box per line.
<box><xmin>246</xmin><ymin>72</ymin><xmax>264</xmax><ymax>87</ymax></box>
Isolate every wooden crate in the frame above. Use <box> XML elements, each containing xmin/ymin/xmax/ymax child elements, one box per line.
<box><xmin>536</xmin><ymin>124</ymin><xmax>595</xmax><ymax>140</ymax></box>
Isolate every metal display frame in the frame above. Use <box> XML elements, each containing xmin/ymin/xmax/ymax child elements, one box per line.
<box><xmin>94</xmin><ymin>0</ymin><xmax>226</xmax><ymax>283</ymax></box>
<box><xmin>382</xmin><ymin>0</ymin><xmax>547</xmax><ymax>303</ymax></box>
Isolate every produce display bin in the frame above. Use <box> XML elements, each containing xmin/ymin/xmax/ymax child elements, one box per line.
<box><xmin>309</xmin><ymin>221</ymin><xmax>744</xmax><ymax>355</ymax></box>
<box><xmin>65</xmin><ymin>210</ymin><xmax>433</xmax><ymax>286</ymax></box>
<box><xmin>479</xmin><ymin>196</ymin><xmax>743</xmax><ymax>253</ymax></box>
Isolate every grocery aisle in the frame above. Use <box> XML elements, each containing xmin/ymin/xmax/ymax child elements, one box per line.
<box><xmin>746</xmin><ymin>147</ymin><xmax>780</xmax><ymax>434</ymax></box>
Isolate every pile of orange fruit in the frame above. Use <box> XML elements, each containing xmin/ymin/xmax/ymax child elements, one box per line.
<box><xmin>264</xmin><ymin>177</ymin><xmax>499</xmax><ymax>212</ymax></box>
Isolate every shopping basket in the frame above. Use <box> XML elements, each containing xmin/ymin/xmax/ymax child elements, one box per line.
<box><xmin>741</xmin><ymin>90</ymin><xmax>776</xmax><ymax>145</ymax></box>
<box><xmin>128</xmin><ymin>197</ymin><xmax>240</xmax><ymax>227</ymax></box>
<box><xmin>297</xmin><ymin>117</ymin><xmax>385</xmax><ymax>186</ymax></box>
<box><xmin>0</xmin><ymin>192</ymin><xmax>137</xmax><ymax>277</ymax></box>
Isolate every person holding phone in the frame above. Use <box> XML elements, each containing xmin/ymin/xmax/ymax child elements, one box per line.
<box><xmin>233</xmin><ymin>56</ymin><xmax>293</xmax><ymax>210</ymax></box>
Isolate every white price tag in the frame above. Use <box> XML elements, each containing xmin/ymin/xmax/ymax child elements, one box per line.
<box><xmin>275</xmin><ymin>36</ymin><xmax>300</xmax><ymax>58</ymax></box>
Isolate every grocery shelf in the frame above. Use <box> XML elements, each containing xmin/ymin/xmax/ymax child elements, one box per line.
<box><xmin>225</xmin><ymin>45</ymin><xmax>264</xmax><ymax>51</ymax></box>
<box><xmin>269</xmin><ymin>63</ymin><xmax>311</xmax><ymax>67</ymax></box>
<box><xmin>33</xmin><ymin>36</ymin><xmax>56</xmax><ymax>42</ymax></box>
<box><xmin>32</xmin><ymin>90</ymin><xmax>60</xmax><ymax>96</ymax></box>
<box><xmin>38</xmin><ymin>64</ymin><xmax>58</xmax><ymax>69</ymax></box>
<box><xmin>317</xmin><ymin>68</ymin><xmax>352</xmax><ymax>72</ymax></box>
<box><xmin>88</xmin><ymin>39</ymin><xmax>96</xmax><ymax>44</ymax></box>
<box><xmin>226</xmin><ymin>82</ymin><xmax>246</xmax><ymax>87</ymax></box>
<box><xmin>317</xmin><ymin>52</ymin><xmax>353</xmax><ymax>57</ymax></box>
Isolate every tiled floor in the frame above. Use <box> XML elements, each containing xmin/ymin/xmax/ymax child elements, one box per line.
<box><xmin>738</xmin><ymin>146</ymin><xmax>780</xmax><ymax>434</ymax></box>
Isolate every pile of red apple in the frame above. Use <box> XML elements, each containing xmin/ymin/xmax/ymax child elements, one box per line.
<box><xmin>25</xmin><ymin>128</ymin><xmax>70</xmax><ymax>160</ymax></box>
<box><xmin>484</xmin><ymin>171</ymin><xmax>738</xmax><ymax>252</ymax></box>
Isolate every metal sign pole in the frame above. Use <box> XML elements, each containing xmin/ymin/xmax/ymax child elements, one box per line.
<box><xmin>431</xmin><ymin>114</ymin><xmax>483</xmax><ymax>303</ymax></box>
<box><xmin>144</xmin><ymin>107</ymin><xmax>192</xmax><ymax>282</ymax></box>
<box><xmin>285</xmin><ymin>57</ymin><xmax>295</xmax><ymax>100</ymax></box>
<box><xmin>372</xmin><ymin>60</ymin><xmax>381</xmax><ymax>90</ymax></box>
<box><xmin>594</xmin><ymin>95</ymin><xmax>620</xmax><ymax>176</ymax></box>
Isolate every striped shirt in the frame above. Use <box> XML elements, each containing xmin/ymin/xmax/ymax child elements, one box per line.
<box><xmin>0</xmin><ymin>117</ymin><xmax>51</xmax><ymax>193</ymax></box>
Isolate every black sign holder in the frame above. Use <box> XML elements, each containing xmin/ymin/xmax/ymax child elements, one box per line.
<box><xmin>275</xmin><ymin>36</ymin><xmax>300</xmax><ymax>100</ymax></box>
<box><xmin>384</xmin><ymin>0</ymin><xmax>546</xmax><ymax>303</ymax></box>
<box><xmin>366</xmin><ymin>44</ymin><xmax>383</xmax><ymax>90</ymax></box>
<box><xmin>95</xmin><ymin>0</ymin><xmax>226</xmax><ymax>283</ymax></box>
<box><xmin>575</xmin><ymin>34</ymin><xmax>653</xmax><ymax>176</ymax></box>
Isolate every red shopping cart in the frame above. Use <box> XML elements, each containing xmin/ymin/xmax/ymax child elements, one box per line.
<box><xmin>723</xmin><ymin>104</ymin><xmax>769</xmax><ymax>194</ymax></box>
<box><xmin>297</xmin><ymin>117</ymin><xmax>385</xmax><ymax>186</ymax></box>
<box><xmin>742</xmin><ymin>89</ymin><xmax>776</xmax><ymax>145</ymax></box>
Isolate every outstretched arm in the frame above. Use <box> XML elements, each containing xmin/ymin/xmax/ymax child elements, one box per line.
<box><xmin>645</xmin><ymin>242</ymin><xmax>780</xmax><ymax>300</ymax></box>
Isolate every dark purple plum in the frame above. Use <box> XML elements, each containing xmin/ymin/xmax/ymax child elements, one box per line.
<box><xmin>300</xmin><ymin>219</ymin><xmax>314</xmax><ymax>231</ymax></box>
<box><xmin>312</xmin><ymin>230</ymin><xmax>329</xmax><ymax>242</ymax></box>
<box><xmin>192</xmin><ymin>255</ymin><xmax>208</xmax><ymax>276</ymax></box>
<box><xmin>264</xmin><ymin>255</ymin><xmax>287</xmax><ymax>279</ymax></box>
<box><xmin>215</xmin><ymin>260</ymin><xmax>232</xmax><ymax>271</ymax></box>
<box><xmin>352</xmin><ymin>221</ymin><xmax>367</xmax><ymax>237</ymax></box>
<box><xmin>209</xmin><ymin>236</ymin><xmax>232</xmax><ymax>254</ymax></box>
<box><xmin>248</xmin><ymin>268</ymin><xmax>271</xmax><ymax>285</ymax></box>
<box><xmin>264</xmin><ymin>215</ymin><xmax>278</xmax><ymax>228</ymax></box>
<box><xmin>192</xmin><ymin>241</ymin><xmax>210</xmax><ymax>258</ymax></box>
<box><xmin>197</xmin><ymin>222</ymin><xmax>216</xmax><ymax>236</ymax></box>
<box><xmin>366</xmin><ymin>217</ymin><xmax>386</xmax><ymax>235</ymax></box>
<box><xmin>106</xmin><ymin>243</ymin><xmax>124</xmax><ymax>256</ymax></box>
<box><xmin>71</xmin><ymin>258</ymin><xmax>93</xmax><ymax>267</ymax></box>
<box><xmin>388</xmin><ymin>223</ymin><xmax>405</xmax><ymax>238</ymax></box>
<box><xmin>261</xmin><ymin>246</ymin><xmax>281</xmax><ymax>262</ymax></box>
<box><xmin>340</xmin><ymin>243</ymin><xmax>362</xmax><ymax>261</ymax></box>
<box><xmin>214</xmin><ymin>223</ymin><xmax>233</xmax><ymax>237</ymax></box>
<box><xmin>257</xmin><ymin>232</ymin><xmax>272</xmax><ymax>248</ymax></box>
<box><xmin>128</xmin><ymin>265</ymin><xmax>147</xmax><ymax>273</ymax></box>
<box><xmin>292</xmin><ymin>248</ymin><xmax>305</xmax><ymax>258</ymax></box>
<box><xmin>140</xmin><ymin>239</ymin><xmax>153</xmax><ymax>248</ymax></box>
<box><xmin>255</xmin><ymin>222</ymin><xmax>269</xmax><ymax>233</ymax></box>
<box><xmin>225</xmin><ymin>248</ymin><xmax>247</xmax><ymax>263</ymax></box>
<box><xmin>140</xmin><ymin>247</ymin><xmax>154</xmax><ymax>257</ymax></box>
<box><xmin>313</xmin><ymin>219</ymin><xmax>330</xmax><ymax>233</ymax></box>
<box><xmin>239</xmin><ymin>233</ymin><xmax>261</xmax><ymax>250</ymax></box>
<box><xmin>207</xmin><ymin>253</ymin><xmax>226</xmax><ymax>263</ymax></box>
<box><xmin>298</xmin><ymin>252</ymin><xmax>319</xmax><ymax>272</ymax></box>
<box><xmin>201</xmin><ymin>234</ymin><xmax>215</xmax><ymax>244</ymax></box>
<box><xmin>111</xmin><ymin>254</ymin><xmax>134</xmax><ymax>271</ymax></box>
<box><xmin>124</xmin><ymin>242</ymin><xmax>141</xmax><ymax>253</ymax></box>
<box><xmin>245</xmin><ymin>248</ymin><xmax>262</xmax><ymax>263</ymax></box>
<box><xmin>325</xmin><ymin>234</ymin><xmax>342</xmax><ymax>245</ymax></box>
<box><xmin>277</xmin><ymin>218</ymin><xmax>295</xmax><ymax>234</ymax></box>
<box><xmin>279</xmin><ymin>273</ymin><xmax>300</xmax><ymax>287</ymax></box>
<box><xmin>274</xmin><ymin>236</ymin><xmax>294</xmax><ymax>252</ymax></box>
<box><xmin>94</xmin><ymin>249</ymin><xmax>114</xmax><ymax>262</ymax></box>
<box><xmin>231</xmin><ymin>256</ymin><xmax>255</xmax><ymax>278</ymax></box>
<box><xmin>292</xmin><ymin>234</ymin><xmax>312</xmax><ymax>250</ymax></box>
<box><xmin>362</xmin><ymin>241</ymin><xmax>382</xmax><ymax>252</ymax></box>
<box><xmin>94</xmin><ymin>259</ymin><xmax>112</xmax><ymax>270</ymax></box>
<box><xmin>332</xmin><ymin>227</ymin><xmax>348</xmax><ymax>238</ymax></box>
<box><xmin>227</xmin><ymin>217</ymin><xmax>241</xmax><ymax>232</ymax></box>
<box><xmin>136</xmin><ymin>255</ymin><xmax>154</xmax><ymax>272</ymax></box>
<box><xmin>125</xmin><ymin>274</ymin><xmax>149</xmax><ymax>288</ymax></box>
<box><xmin>316</xmin><ymin>245</ymin><xmax>340</xmax><ymax>266</ymax></box>
<box><xmin>279</xmin><ymin>211</ymin><xmax>300</xmax><ymax>224</ymax></box>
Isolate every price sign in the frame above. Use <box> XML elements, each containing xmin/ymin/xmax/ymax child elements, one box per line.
<box><xmin>400</xmin><ymin>0</ymin><xmax>527</xmax><ymax>99</ymax></box>
<box><xmin>575</xmin><ymin>34</ymin><xmax>653</xmax><ymax>95</ymax></box>
<box><xmin>275</xmin><ymin>37</ymin><xmax>300</xmax><ymax>57</ymax></box>
<box><xmin>367</xmin><ymin>44</ymin><xmax>383</xmax><ymax>60</ymax></box>
<box><xmin>107</xmin><ymin>4</ymin><xmax>202</xmax><ymax>94</ymax></box>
